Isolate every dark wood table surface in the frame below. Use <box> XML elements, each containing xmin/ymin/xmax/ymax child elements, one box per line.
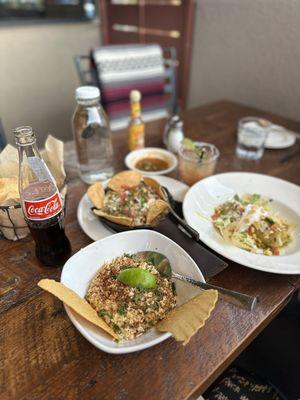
<box><xmin>1</xmin><ymin>100</ymin><xmax>299</xmax><ymax>400</ymax></box>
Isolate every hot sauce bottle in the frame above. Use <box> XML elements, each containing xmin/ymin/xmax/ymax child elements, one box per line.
<box><xmin>128</xmin><ymin>90</ymin><xmax>145</xmax><ymax>151</ymax></box>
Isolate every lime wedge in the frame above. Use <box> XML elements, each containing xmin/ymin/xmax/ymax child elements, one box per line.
<box><xmin>182</xmin><ymin>137</ymin><xmax>195</xmax><ymax>150</ymax></box>
<box><xmin>117</xmin><ymin>268</ymin><xmax>156</xmax><ymax>289</ymax></box>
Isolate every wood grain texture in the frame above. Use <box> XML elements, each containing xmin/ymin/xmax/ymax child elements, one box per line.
<box><xmin>1</xmin><ymin>100</ymin><xmax>299</xmax><ymax>400</ymax></box>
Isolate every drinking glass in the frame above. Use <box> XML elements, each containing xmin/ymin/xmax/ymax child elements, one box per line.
<box><xmin>178</xmin><ymin>142</ymin><xmax>219</xmax><ymax>186</ymax></box>
<box><xmin>236</xmin><ymin>117</ymin><xmax>269</xmax><ymax>160</ymax></box>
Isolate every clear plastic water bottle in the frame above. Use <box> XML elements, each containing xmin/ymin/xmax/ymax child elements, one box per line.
<box><xmin>72</xmin><ymin>86</ymin><xmax>114</xmax><ymax>183</ymax></box>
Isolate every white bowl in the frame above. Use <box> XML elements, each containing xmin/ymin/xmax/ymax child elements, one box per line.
<box><xmin>125</xmin><ymin>147</ymin><xmax>178</xmax><ymax>176</ymax></box>
<box><xmin>61</xmin><ymin>230</ymin><xmax>204</xmax><ymax>354</ymax></box>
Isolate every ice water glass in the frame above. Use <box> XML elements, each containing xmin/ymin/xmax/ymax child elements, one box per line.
<box><xmin>236</xmin><ymin>117</ymin><xmax>269</xmax><ymax>160</ymax></box>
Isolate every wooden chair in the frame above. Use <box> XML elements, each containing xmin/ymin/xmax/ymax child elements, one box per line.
<box><xmin>0</xmin><ymin>119</ymin><xmax>7</xmax><ymax>151</ymax></box>
<box><xmin>74</xmin><ymin>45</ymin><xmax>178</xmax><ymax>116</ymax></box>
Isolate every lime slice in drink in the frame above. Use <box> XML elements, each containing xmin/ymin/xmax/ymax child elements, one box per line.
<box><xmin>117</xmin><ymin>268</ymin><xmax>156</xmax><ymax>289</ymax></box>
<box><xmin>182</xmin><ymin>137</ymin><xmax>195</xmax><ymax>150</ymax></box>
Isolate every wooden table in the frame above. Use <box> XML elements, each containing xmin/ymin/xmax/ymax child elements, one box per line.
<box><xmin>1</xmin><ymin>100</ymin><xmax>299</xmax><ymax>400</ymax></box>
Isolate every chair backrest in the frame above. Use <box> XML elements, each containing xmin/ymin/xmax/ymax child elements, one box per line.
<box><xmin>74</xmin><ymin>45</ymin><xmax>177</xmax><ymax>116</ymax></box>
<box><xmin>0</xmin><ymin>119</ymin><xmax>7</xmax><ymax>151</ymax></box>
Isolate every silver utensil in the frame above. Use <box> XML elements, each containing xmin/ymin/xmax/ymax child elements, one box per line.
<box><xmin>161</xmin><ymin>186</ymin><xmax>200</xmax><ymax>242</ymax></box>
<box><xmin>137</xmin><ymin>251</ymin><xmax>257</xmax><ymax>311</ymax></box>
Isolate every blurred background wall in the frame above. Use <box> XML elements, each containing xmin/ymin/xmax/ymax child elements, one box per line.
<box><xmin>1</xmin><ymin>0</ymin><xmax>300</xmax><ymax>145</ymax></box>
<box><xmin>0</xmin><ymin>21</ymin><xmax>100</xmax><ymax>145</ymax></box>
<box><xmin>188</xmin><ymin>0</ymin><xmax>300</xmax><ymax>121</ymax></box>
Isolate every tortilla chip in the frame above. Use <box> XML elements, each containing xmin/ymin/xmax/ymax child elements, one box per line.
<box><xmin>146</xmin><ymin>199</ymin><xmax>169</xmax><ymax>225</ymax></box>
<box><xmin>108</xmin><ymin>170</ymin><xmax>142</xmax><ymax>191</ymax></box>
<box><xmin>156</xmin><ymin>289</ymin><xmax>218</xmax><ymax>345</ymax></box>
<box><xmin>38</xmin><ymin>279</ymin><xmax>118</xmax><ymax>339</ymax></box>
<box><xmin>87</xmin><ymin>183</ymin><xmax>105</xmax><ymax>209</ymax></box>
<box><xmin>143</xmin><ymin>177</ymin><xmax>164</xmax><ymax>199</ymax></box>
<box><xmin>93</xmin><ymin>209</ymin><xmax>133</xmax><ymax>227</ymax></box>
<box><xmin>0</xmin><ymin>177</ymin><xmax>19</xmax><ymax>205</ymax></box>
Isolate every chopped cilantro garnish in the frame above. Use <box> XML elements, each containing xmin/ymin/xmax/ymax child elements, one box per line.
<box><xmin>136</xmin><ymin>285</ymin><xmax>144</xmax><ymax>293</ymax></box>
<box><xmin>148</xmin><ymin>301</ymin><xmax>159</xmax><ymax>310</ymax></box>
<box><xmin>233</xmin><ymin>194</ymin><xmax>240</xmax><ymax>201</ymax></box>
<box><xmin>98</xmin><ymin>309</ymin><xmax>108</xmax><ymax>318</ymax></box>
<box><xmin>117</xmin><ymin>304</ymin><xmax>127</xmax><ymax>316</ymax></box>
<box><xmin>133</xmin><ymin>293</ymin><xmax>142</xmax><ymax>304</ymax></box>
<box><xmin>250</xmin><ymin>194</ymin><xmax>261</xmax><ymax>203</ymax></box>
<box><xmin>146</xmin><ymin>255</ymin><xmax>156</xmax><ymax>266</ymax></box>
<box><xmin>112</xmin><ymin>323</ymin><xmax>121</xmax><ymax>334</ymax></box>
<box><xmin>264</xmin><ymin>216</ymin><xmax>275</xmax><ymax>225</ymax></box>
<box><xmin>123</xmin><ymin>253</ymin><xmax>134</xmax><ymax>258</ymax></box>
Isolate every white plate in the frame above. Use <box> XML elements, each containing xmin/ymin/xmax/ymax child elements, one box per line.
<box><xmin>77</xmin><ymin>176</ymin><xmax>188</xmax><ymax>241</ymax></box>
<box><xmin>125</xmin><ymin>147</ymin><xmax>178</xmax><ymax>176</ymax></box>
<box><xmin>265</xmin><ymin>124</ymin><xmax>296</xmax><ymax>149</ymax></box>
<box><xmin>183</xmin><ymin>172</ymin><xmax>300</xmax><ymax>275</ymax></box>
<box><xmin>61</xmin><ymin>230</ymin><xmax>204</xmax><ymax>354</ymax></box>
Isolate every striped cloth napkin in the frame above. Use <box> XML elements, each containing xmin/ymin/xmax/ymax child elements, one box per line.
<box><xmin>91</xmin><ymin>44</ymin><xmax>169</xmax><ymax>130</ymax></box>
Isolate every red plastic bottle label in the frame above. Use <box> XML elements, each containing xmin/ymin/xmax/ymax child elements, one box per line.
<box><xmin>23</xmin><ymin>191</ymin><xmax>62</xmax><ymax>221</ymax></box>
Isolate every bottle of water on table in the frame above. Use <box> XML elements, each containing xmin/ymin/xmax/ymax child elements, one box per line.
<box><xmin>72</xmin><ymin>86</ymin><xmax>114</xmax><ymax>183</ymax></box>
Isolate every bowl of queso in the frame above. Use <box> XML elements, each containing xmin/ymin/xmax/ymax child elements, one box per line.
<box><xmin>125</xmin><ymin>147</ymin><xmax>178</xmax><ymax>176</ymax></box>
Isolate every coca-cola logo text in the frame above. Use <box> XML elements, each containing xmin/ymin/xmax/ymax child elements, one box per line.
<box><xmin>24</xmin><ymin>191</ymin><xmax>62</xmax><ymax>220</ymax></box>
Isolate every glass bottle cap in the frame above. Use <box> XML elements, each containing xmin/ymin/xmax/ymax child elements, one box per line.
<box><xmin>13</xmin><ymin>126</ymin><xmax>36</xmax><ymax>145</ymax></box>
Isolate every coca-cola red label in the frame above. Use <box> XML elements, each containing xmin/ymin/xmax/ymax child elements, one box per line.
<box><xmin>23</xmin><ymin>191</ymin><xmax>62</xmax><ymax>221</ymax></box>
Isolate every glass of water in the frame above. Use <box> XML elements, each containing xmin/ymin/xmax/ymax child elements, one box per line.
<box><xmin>236</xmin><ymin>117</ymin><xmax>269</xmax><ymax>160</ymax></box>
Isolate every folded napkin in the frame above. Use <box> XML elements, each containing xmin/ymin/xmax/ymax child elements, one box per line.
<box><xmin>155</xmin><ymin>219</ymin><xmax>228</xmax><ymax>280</ymax></box>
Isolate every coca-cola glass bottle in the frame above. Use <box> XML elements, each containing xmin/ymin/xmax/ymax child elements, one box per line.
<box><xmin>14</xmin><ymin>126</ymin><xmax>71</xmax><ymax>266</ymax></box>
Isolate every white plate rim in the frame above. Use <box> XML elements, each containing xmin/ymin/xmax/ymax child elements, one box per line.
<box><xmin>183</xmin><ymin>172</ymin><xmax>300</xmax><ymax>275</ymax></box>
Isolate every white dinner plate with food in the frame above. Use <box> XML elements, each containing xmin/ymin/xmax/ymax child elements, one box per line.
<box><xmin>77</xmin><ymin>175</ymin><xmax>188</xmax><ymax>241</ymax></box>
<box><xmin>183</xmin><ymin>172</ymin><xmax>300</xmax><ymax>274</ymax></box>
<box><xmin>61</xmin><ymin>230</ymin><xmax>204</xmax><ymax>354</ymax></box>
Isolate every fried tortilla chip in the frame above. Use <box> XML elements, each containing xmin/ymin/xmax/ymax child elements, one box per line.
<box><xmin>38</xmin><ymin>279</ymin><xmax>118</xmax><ymax>339</ymax></box>
<box><xmin>93</xmin><ymin>209</ymin><xmax>133</xmax><ymax>226</ymax></box>
<box><xmin>108</xmin><ymin>170</ymin><xmax>142</xmax><ymax>192</ymax></box>
<box><xmin>156</xmin><ymin>289</ymin><xmax>218</xmax><ymax>345</ymax></box>
<box><xmin>87</xmin><ymin>182</ymin><xmax>105</xmax><ymax>209</ymax></box>
<box><xmin>0</xmin><ymin>177</ymin><xmax>19</xmax><ymax>204</ymax></box>
<box><xmin>146</xmin><ymin>199</ymin><xmax>169</xmax><ymax>225</ymax></box>
<box><xmin>143</xmin><ymin>177</ymin><xmax>164</xmax><ymax>199</ymax></box>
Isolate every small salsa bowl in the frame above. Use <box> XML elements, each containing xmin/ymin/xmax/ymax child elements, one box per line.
<box><xmin>125</xmin><ymin>147</ymin><xmax>178</xmax><ymax>176</ymax></box>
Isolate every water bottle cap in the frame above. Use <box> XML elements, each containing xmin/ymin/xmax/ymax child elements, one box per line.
<box><xmin>76</xmin><ymin>86</ymin><xmax>100</xmax><ymax>101</ymax></box>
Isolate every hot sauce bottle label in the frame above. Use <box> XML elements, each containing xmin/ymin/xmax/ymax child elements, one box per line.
<box><xmin>128</xmin><ymin>124</ymin><xmax>145</xmax><ymax>151</ymax></box>
<box><xmin>23</xmin><ymin>191</ymin><xmax>62</xmax><ymax>221</ymax></box>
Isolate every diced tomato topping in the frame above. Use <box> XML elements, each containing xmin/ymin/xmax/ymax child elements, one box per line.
<box><xmin>272</xmin><ymin>247</ymin><xmax>280</xmax><ymax>256</ymax></box>
<box><xmin>121</xmin><ymin>185</ymin><xmax>131</xmax><ymax>190</ymax></box>
<box><xmin>211</xmin><ymin>213</ymin><xmax>220</xmax><ymax>220</ymax></box>
<box><xmin>119</xmin><ymin>191</ymin><xmax>126</xmax><ymax>201</ymax></box>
